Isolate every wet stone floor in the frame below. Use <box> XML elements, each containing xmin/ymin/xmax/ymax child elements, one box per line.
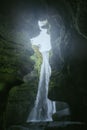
<box><xmin>8</xmin><ymin>121</ymin><xmax>87</xmax><ymax>130</ymax></box>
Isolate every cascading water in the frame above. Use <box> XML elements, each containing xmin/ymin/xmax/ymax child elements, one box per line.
<box><xmin>27</xmin><ymin>20</ymin><xmax>56</xmax><ymax>122</ymax></box>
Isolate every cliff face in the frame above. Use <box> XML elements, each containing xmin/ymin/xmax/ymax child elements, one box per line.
<box><xmin>47</xmin><ymin>0</ymin><xmax>87</xmax><ymax>123</ymax></box>
<box><xmin>0</xmin><ymin>0</ymin><xmax>87</xmax><ymax>128</ymax></box>
<box><xmin>0</xmin><ymin>26</ymin><xmax>35</xmax><ymax>129</ymax></box>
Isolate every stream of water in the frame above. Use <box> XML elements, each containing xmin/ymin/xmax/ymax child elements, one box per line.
<box><xmin>27</xmin><ymin>21</ymin><xmax>56</xmax><ymax>122</ymax></box>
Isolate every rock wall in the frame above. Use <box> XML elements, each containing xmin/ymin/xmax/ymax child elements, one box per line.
<box><xmin>0</xmin><ymin>0</ymin><xmax>87</xmax><ymax>129</ymax></box>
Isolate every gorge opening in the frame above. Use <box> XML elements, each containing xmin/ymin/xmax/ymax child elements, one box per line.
<box><xmin>27</xmin><ymin>19</ymin><xmax>56</xmax><ymax>122</ymax></box>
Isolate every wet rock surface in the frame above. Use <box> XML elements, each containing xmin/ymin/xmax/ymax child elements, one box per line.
<box><xmin>8</xmin><ymin>121</ymin><xmax>87</xmax><ymax>130</ymax></box>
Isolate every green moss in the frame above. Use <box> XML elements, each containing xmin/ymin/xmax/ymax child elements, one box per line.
<box><xmin>31</xmin><ymin>45</ymin><xmax>42</xmax><ymax>75</ymax></box>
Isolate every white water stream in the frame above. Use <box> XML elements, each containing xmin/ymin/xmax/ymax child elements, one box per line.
<box><xmin>27</xmin><ymin>20</ymin><xmax>56</xmax><ymax>122</ymax></box>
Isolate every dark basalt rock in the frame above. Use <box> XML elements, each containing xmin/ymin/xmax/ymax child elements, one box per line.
<box><xmin>52</xmin><ymin>108</ymin><xmax>71</xmax><ymax>121</ymax></box>
<box><xmin>48</xmin><ymin>1</ymin><xmax>87</xmax><ymax>124</ymax></box>
<box><xmin>45</xmin><ymin>122</ymin><xmax>87</xmax><ymax>130</ymax></box>
<box><xmin>49</xmin><ymin>29</ymin><xmax>87</xmax><ymax>123</ymax></box>
<box><xmin>7</xmin><ymin>122</ymin><xmax>87</xmax><ymax>130</ymax></box>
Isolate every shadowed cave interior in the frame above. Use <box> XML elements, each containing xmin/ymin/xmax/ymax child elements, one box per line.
<box><xmin>0</xmin><ymin>0</ymin><xmax>87</xmax><ymax>130</ymax></box>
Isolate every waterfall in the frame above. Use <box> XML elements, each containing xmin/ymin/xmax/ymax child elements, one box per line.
<box><xmin>27</xmin><ymin>20</ymin><xmax>56</xmax><ymax>122</ymax></box>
